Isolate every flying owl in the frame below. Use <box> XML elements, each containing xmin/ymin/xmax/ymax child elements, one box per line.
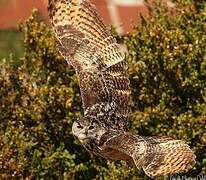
<box><xmin>48</xmin><ymin>0</ymin><xmax>196</xmax><ymax>177</ymax></box>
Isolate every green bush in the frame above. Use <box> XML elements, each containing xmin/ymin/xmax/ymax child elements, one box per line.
<box><xmin>0</xmin><ymin>1</ymin><xmax>205</xmax><ymax>179</ymax></box>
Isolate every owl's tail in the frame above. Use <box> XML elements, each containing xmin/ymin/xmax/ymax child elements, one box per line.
<box><xmin>133</xmin><ymin>136</ymin><xmax>196</xmax><ymax>177</ymax></box>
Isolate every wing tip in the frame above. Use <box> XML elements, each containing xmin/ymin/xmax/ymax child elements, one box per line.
<box><xmin>142</xmin><ymin>140</ymin><xmax>196</xmax><ymax>177</ymax></box>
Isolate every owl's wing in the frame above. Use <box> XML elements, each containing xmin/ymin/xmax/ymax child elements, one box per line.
<box><xmin>48</xmin><ymin>0</ymin><xmax>131</xmax><ymax>130</ymax></box>
<box><xmin>99</xmin><ymin>131</ymin><xmax>196</xmax><ymax>177</ymax></box>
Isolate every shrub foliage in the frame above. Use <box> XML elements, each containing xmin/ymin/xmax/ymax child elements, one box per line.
<box><xmin>0</xmin><ymin>1</ymin><xmax>205</xmax><ymax>179</ymax></box>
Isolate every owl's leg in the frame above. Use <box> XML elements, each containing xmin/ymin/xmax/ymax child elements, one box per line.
<box><xmin>126</xmin><ymin>160</ymin><xmax>135</xmax><ymax>167</ymax></box>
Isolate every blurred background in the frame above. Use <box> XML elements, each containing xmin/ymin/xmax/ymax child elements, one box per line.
<box><xmin>0</xmin><ymin>0</ymin><xmax>173</xmax><ymax>60</ymax></box>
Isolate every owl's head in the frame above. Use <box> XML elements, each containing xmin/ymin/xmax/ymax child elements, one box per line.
<box><xmin>72</xmin><ymin>116</ymin><xmax>106</xmax><ymax>144</ymax></box>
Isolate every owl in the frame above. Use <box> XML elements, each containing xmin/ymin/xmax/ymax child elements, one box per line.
<box><xmin>48</xmin><ymin>0</ymin><xmax>196</xmax><ymax>177</ymax></box>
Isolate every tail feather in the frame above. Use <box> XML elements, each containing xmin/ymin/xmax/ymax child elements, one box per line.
<box><xmin>133</xmin><ymin>136</ymin><xmax>196</xmax><ymax>177</ymax></box>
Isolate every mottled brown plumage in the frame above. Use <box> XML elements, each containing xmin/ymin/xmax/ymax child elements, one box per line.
<box><xmin>48</xmin><ymin>0</ymin><xmax>196</xmax><ymax>177</ymax></box>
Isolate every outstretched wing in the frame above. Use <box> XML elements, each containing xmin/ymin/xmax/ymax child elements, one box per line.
<box><xmin>99</xmin><ymin>131</ymin><xmax>196</xmax><ymax>177</ymax></box>
<box><xmin>48</xmin><ymin>0</ymin><xmax>131</xmax><ymax>130</ymax></box>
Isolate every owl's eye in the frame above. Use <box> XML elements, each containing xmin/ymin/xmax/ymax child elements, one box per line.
<box><xmin>77</xmin><ymin>124</ymin><xmax>83</xmax><ymax>129</ymax></box>
<box><xmin>88</xmin><ymin>125</ymin><xmax>94</xmax><ymax>130</ymax></box>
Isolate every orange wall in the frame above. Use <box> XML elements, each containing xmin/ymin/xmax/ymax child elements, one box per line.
<box><xmin>0</xmin><ymin>0</ymin><xmax>149</xmax><ymax>33</ymax></box>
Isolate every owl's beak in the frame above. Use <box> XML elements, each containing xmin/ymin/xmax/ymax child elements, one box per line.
<box><xmin>72</xmin><ymin>121</ymin><xmax>88</xmax><ymax>142</ymax></box>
